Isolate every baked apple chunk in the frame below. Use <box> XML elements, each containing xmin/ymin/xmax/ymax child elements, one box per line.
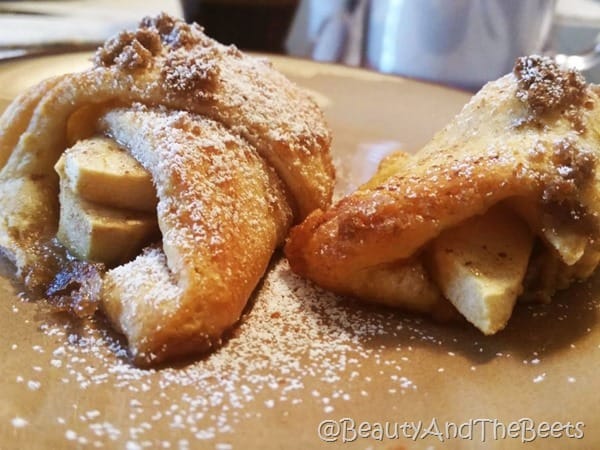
<box><xmin>55</xmin><ymin>137</ymin><xmax>159</xmax><ymax>267</ymax></box>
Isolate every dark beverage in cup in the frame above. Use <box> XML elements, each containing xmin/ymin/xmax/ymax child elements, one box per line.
<box><xmin>181</xmin><ymin>0</ymin><xmax>299</xmax><ymax>53</ymax></box>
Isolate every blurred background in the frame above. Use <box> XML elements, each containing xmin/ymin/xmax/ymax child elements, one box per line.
<box><xmin>1</xmin><ymin>0</ymin><xmax>600</xmax><ymax>90</ymax></box>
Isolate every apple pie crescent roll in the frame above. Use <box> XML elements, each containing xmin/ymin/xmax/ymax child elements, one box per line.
<box><xmin>0</xmin><ymin>14</ymin><xmax>334</xmax><ymax>365</ymax></box>
<box><xmin>99</xmin><ymin>106</ymin><xmax>293</xmax><ymax>364</ymax></box>
<box><xmin>286</xmin><ymin>56</ymin><xmax>600</xmax><ymax>334</ymax></box>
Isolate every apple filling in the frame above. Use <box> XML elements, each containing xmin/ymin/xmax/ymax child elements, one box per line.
<box><xmin>425</xmin><ymin>201</ymin><xmax>599</xmax><ymax>335</ymax></box>
<box><xmin>53</xmin><ymin>136</ymin><xmax>159</xmax><ymax>268</ymax></box>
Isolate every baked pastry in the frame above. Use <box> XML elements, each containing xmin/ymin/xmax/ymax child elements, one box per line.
<box><xmin>286</xmin><ymin>56</ymin><xmax>600</xmax><ymax>334</ymax></box>
<box><xmin>0</xmin><ymin>14</ymin><xmax>334</xmax><ymax>365</ymax></box>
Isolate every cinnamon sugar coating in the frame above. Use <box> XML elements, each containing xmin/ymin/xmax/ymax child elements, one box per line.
<box><xmin>286</xmin><ymin>57</ymin><xmax>600</xmax><ymax>318</ymax></box>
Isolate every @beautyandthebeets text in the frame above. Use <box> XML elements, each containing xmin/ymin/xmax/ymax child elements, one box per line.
<box><xmin>317</xmin><ymin>417</ymin><xmax>585</xmax><ymax>444</ymax></box>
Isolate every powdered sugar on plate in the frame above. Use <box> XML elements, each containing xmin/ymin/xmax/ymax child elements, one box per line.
<box><xmin>6</xmin><ymin>255</ymin><xmax>598</xmax><ymax>448</ymax></box>
<box><xmin>3</xmin><ymin>256</ymin><xmax>428</xmax><ymax>447</ymax></box>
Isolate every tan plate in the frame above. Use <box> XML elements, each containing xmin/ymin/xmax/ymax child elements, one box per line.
<box><xmin>0</xmin><ymin>54</ymin><xmax>598</xmax><ymax>450</ymax></box>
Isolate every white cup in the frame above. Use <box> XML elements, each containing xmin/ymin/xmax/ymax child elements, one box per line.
<box><xmin>363</xmin><ymin>0</ymin><xmax>557</xmax><ymax>90</ymax></box>
<box><xmin>286</xmin><ymin>0</ymin><xmax>600</xmax><ymax>90</ymax></box>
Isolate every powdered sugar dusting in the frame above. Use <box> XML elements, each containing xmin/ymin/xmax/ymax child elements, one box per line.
<box><xmin>99</xmin><ymin>105</ymin><xmax>294</xmax><ymax>365</ymax></box>
<box><xmin>3</xmin><ymin>258</ymin><xmax>431</xmax><ymax>445</ymax></box>
<box><xmin>93</xmin><ymin>13</ymin><xmax>334</xmax><ymax>217</ymax></box>
<box><xmin>11</xmin><ymin>417</ymin><xmax>28</xmax><ymax>428</ymax></box>
<box><xmin>3</xmin><ymin>255</ymin><xmax>600</xmax><ymax>448</ymax></box>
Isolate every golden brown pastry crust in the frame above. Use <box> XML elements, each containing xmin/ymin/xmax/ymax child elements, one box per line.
<box><xmin>0</xmin><ymin>14</ymin><xmax>334</xmax><ymax>365</ymax></box>
<box><xmin>101</xmin><ymin>106</ymin><xmax>292</xmax><ymax>365</ymax></box>
<box><xmin>0</xmin><ymin>14</ymin><xmax>332</xmax><ymax>260</ymax></box>
<box><xmin>285</xmin><ymin>56</ymin><xmax>600</xmax><ymax>315</ymax></box>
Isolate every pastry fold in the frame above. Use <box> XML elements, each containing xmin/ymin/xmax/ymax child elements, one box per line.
<box><xmin>0</xmin><ymin>14</ymin><xmax>334</xmax><ymax>365</ymax></box>
<box><xmin>286</xmin><ymin>56</ymin><xmax>600</xmax><ymax>333</ymax></box>
<box><xmin>100</xmin><ymin>106</ymin><xmax>292</xmax><ymax>363</ymax></box>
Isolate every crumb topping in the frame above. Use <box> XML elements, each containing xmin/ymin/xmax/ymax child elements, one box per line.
<box><xmin>139</xmin><ymin>12</ymin><xmax>205</xmax><ymax>48</ymax></box>
<box><xmin>94</xmin><ymin>12</ymin><xmax>214</xmax><ymax>77</ymax></box>
<box><xmin>94</xmin><ymin>30</ymin><xmax>161</xmax><ymax>70</ymax></box>
<box><xmin>91</xmin><ymin>13</ymin><xmax>333</xmax><ymax>215</ymax></box>
<box><xmin>162</xmin><ymin>49</ymin><xmax>220</xmax><ymax>93</ymax></box>
<box><xmin>552</xmin><ymin>138</ymin><xmax>595</xmax><ymax>186</ymax></box>
<box><xmin>513</xmin><ymin>55</ymin><xmax>590</xmax><ymax>130</ymax></box>
<box><xmin>540</xmin><ymin>137</ymin><xmax>596</xmax><ymax>225</ymax></box>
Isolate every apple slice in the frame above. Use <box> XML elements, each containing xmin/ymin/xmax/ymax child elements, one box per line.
<box><xmin>510</xmin><ymin>197</ymin><xmax>588</xmax><ymax>266</ymax></box>
<box><xmin>57</xmin><ymin>181</ymin><xmax>159</xmax><ymax>267</ymax></box>
<box><xmin>55</xmin><ymin>136</ymin><xmax>157</xmax><ymax>212</ymax></box>
<box><xmin>428</xmin><ymin>204</ymin><xmax>533</xmax><ymax>334</ymax></box>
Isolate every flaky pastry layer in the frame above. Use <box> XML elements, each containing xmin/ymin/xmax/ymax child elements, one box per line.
<box><xmin>286</xmin><ymin>56</ymin><xmax>600</xmax><ymax>327</ymax></box>
<box><xmin>0</xmin><ymin>14</ymin><xmax>334</xmax><ymax>365</ymax></box>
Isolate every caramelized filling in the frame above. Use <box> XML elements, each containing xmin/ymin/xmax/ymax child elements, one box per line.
<box><xmin>32</xmin><ymin>134</ymin><xmax>160</xmax><ymax>317</ymax></box>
